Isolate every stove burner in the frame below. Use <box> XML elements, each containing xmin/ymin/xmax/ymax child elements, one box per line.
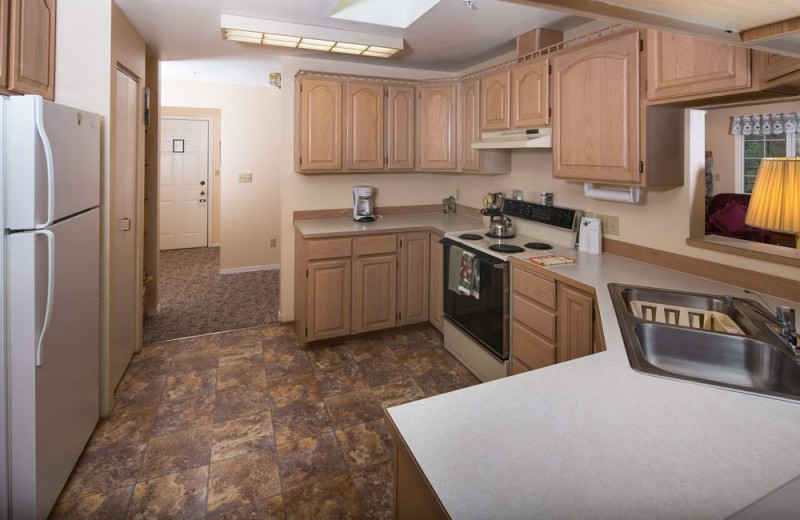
<box><xmin>485</xmin><ymin>232</ymin><xmax>516</xmax><ymax>239</ymax></box>
<box><xmin>459</xmin><ymin>233</ymin><xmax>483</xmax><ymax>240</ymax></box>
<box><xmin>524</xmin><ymin>242</ymin><xmax>553</xmax><ymax>250</ymax></box>
<box><xmin>489</xmin><ymin>244</ymin><xmax>524</xmax><ymax>254</ymax></box>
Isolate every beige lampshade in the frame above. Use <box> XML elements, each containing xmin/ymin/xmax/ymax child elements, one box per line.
<box><xmin>744</xmin><ymin>157</ymin><xmax>800</xmax><ymax>234</ymax></box>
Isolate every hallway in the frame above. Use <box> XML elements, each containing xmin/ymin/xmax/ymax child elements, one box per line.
<box><xmin>53</xmin><ymin>323</ymin><xmax>478</xmax><ymax>519</ymax></box>
<box><xmin>143</xmin><ymin>247</ymin><xmax>280</xmax><ymax>343</ymax></box>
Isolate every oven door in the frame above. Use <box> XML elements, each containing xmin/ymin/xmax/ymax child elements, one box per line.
<box><xmin>442</xmin><ymin>238</ymin><xmax>509</xmax><ymax>361</ymax></box>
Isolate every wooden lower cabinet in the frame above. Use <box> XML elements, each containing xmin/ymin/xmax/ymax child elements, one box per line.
<box><xmin>510</xmin><ymin>265</ymin><xmax>599</xmax><ymax>373</ymax></box>
<box><xmin>352</xmin><ymin>254</ymin><xmax>397</xmax><ymax>333</ymax></box>
<box><xmin>399</xmin><ymin>232</ymin><xmax>430</xmax><ymax>326</ymax></box>
<box><xmin>307</xmin><ymin>259</ymin><xmax>351</xmax><ymax>341</ymax></box>
<box><xmin>387</xmin><ymin>414</ymin><xmax>449</xmax><ymax>520</ymax></box>
<box><xmin>429</xmin><ymin>233</ymin><xmax>444</xmax><ymax>332</ymax></box>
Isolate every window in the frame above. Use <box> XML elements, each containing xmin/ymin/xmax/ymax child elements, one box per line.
<box><xmin>740</xmin><ymin>132</ymin><xmax>797</xmax><ymax>193</ymax></box>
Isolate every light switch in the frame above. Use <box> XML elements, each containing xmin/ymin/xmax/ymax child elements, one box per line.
<box><xmin>238</xmin><ymin>173</ymin><xmax>253</xmax><ymax>183</ymax></box>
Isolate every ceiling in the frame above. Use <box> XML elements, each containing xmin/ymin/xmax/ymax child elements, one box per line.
<box><xmin>113</xmin><ymin>0</ymin><xmax>590</xmax><ymax>85</ymax></box>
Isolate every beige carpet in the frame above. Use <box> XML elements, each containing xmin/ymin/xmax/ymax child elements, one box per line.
<box><xmin>143</xmin><ymin>247</ymin><xmax>280</xmax><ymax>343</ymax></box>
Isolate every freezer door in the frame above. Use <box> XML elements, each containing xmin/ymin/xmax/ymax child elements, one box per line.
<box><xmin>7</xmin><ymin>208</ymin><xmax>100</xmax><ymax>519</ymax></box>
<box><xmin>5</xmin><ymin>96</ymin><xmax>100</xmax><ymax>230</ymax></box>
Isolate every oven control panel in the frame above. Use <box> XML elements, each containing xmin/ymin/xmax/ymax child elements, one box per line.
<box><xmin>501</xmin><ymin>199</ymin><xmax>577</xmax><ymax>230</ymax></box>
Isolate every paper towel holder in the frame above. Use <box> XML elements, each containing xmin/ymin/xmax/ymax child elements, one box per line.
<box><xmin>584</xmin><ymin>182</ymin><xmax>641</xmax><ymax>204</ymax></box>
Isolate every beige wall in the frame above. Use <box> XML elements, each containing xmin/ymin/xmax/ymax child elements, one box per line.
<box><xmin>161</xmin><ymin>80</ymin><xmax>283</xmax><ymax>270</ymax></box>
<box><xmin>705</xmin><ymin>99</ymin><xmax>800</xmax><ymax>194</ymax></box>
<box><xmin>278</xmin><ymin>53</ymin><xmax>800</xmax><ymax>322</ymax></box>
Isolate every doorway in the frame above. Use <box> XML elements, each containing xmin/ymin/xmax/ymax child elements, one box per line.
<box><xmin>160</xmin><ymin>117</ymin><xmax>212</xmax><ymax>249</ymax></box>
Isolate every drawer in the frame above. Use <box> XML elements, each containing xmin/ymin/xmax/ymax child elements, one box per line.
<box><xmin>513</xmin><ymin>293</ymin><xmax>556</xmax><ymax>341</ymax></box>
<box><xmin>354</xmin><ymin>234</ymin><xmax>397</xmax><ymax>256</ymax></box>
<box><xmin>308</xmin><ymin>237</ymin><xmax>352</xmax><ymax>260</ymax></box>
<box><xmin>510</xmin><ymin>357</ymin><xmax>531</xmax><ymax>375</ymax></box>
<box><xmin>512</xmin><ymin>322</ymin><xmax>556</xmax><ymax>370</ymax></box>
<box><xmin>513</xmin><ymin>268</ymin><xmax>555</xmax><ymax>309</ymax></box>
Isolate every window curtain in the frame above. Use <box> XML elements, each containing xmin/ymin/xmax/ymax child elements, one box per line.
<box><xmin>730</xmin><ymin>112</ymin><xmax>799</xmax><ymax>136</ymax></box>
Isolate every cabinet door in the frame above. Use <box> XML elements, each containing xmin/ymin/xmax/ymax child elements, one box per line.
<box><xmin>387</xmin><ymin>85</ymin><xmax>415</xmax><ymax>170</ymax></box>
<box><xmin>552</xmin><ymin>30</ymin><xmax>640</xmax><ymax>183</ymax></box>
<box><xmin>646</xmin><ymin>30</ymin><xmax>750</xmax><ymax>100</ymax></box>
<box><xmin>298</xmin><ymin>78</ymin><xmax>342</xmax><ymax>171</ymax></box>
<box><xmin>345</xmin><ymin>82</ymin><xmax>384</xmax><ymax>170</ymax></box>
<box><xmin>399</xmin><ymin>233</ymin><xmax>430</xmax><ymax>326</ymax></box>
<box><xmin>460</xmin><ymin>78</ymin><xmax>482</xmax><ymax>172</ymax></box>
<box><xmin>480</xmin><ymin>70</ymin><xmax>511</xmax><ymax>131</ymax></box>
<box><xmin>418</xmin><ymin>84</ymin><xmax>457</xmax><ymax>170</ymax></box>
<box><xmin>0</xmin><ymin>0</ymin><xmax>8</xmax><ymax>89</ymax></box>
<box><xmin>429</xmin><ymin>234</ymin><xmax>443</xmax><ymax>332</ymax></box>
<box><xmin>511</xmin><ymin>58</ymin><xmax>549</xmax><ymax>128</ymax></box>
<box><xmin>307</xmin><ymin>259</ymin><xmax>351</xmax><ymax>341</ymax></box>
<box><xmin>556</xmin><ymin>284</ymin><xmax>594</xmax><ymax>363</ymax></box>
<box><xmin>758</xmin><ymin>51</ymin><xmax>800</xmax><ymax>83</ymax></box>
<box><xmin>352</xmin><ymin>255</ymin><xmax>397</xmax><ymax>334</ymax></box>
<box><xmin>8</xmin><ymin>0</ymin><xmax>56</xmax><ymax>100</ymax></box>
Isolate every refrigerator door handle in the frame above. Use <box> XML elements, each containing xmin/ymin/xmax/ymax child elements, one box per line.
<box><xmin>33</xmin><ymin>229</ymin><xmax>56</xmax><ymax>366</ymax></box>
<box><xmin>34</xmin><ymin>96</ymin><xmax>56</xmax><ymax>229</ymax></box>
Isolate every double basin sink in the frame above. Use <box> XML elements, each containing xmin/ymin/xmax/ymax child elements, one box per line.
<box><xmin>609</xmin><ymin>284</ymin><xmax>800</xmax><ymax>402</ymax></box>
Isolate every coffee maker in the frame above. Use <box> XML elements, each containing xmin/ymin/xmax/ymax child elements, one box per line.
<box><xmin>353</xmin><ymin>186</ymin><xmax>376</xmax><ymax>222</ymax></box>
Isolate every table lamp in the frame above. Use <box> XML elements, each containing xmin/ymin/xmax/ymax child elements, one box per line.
<box><xmin>745</xmin><ymin>157</ymin><xmax>800</xmax><ymax>249</ymax></box>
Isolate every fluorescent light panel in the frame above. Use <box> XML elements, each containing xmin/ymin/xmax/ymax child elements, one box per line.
<box><xmin>220</xmin><ymin>14</ymin><xmax>402</xmax><ymax>58</ymax></box>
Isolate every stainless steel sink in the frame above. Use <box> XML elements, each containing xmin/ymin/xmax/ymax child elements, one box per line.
<box><xmin>609</xmin><ymin>284</ymin><xmax>800</xmax><ymax>402</ymax></box>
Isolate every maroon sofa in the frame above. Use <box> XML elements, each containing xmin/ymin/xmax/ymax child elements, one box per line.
<box><xmin>705</xmin><ymin>193</ymin><xmax>771</xmax><ymax>243</ymax></box>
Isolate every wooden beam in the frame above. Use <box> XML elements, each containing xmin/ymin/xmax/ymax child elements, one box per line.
<box><xmin>741</xmin><ymin>16</ymin><xmax>800</xmax><ymax>43</ymax></box>
<box><xmin>516</xmin><ymin>0</ymin><xmax>742</xmax><ymax>43</ymax></box>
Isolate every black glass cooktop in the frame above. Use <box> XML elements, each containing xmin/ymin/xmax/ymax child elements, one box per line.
<box><xmin>459</xmin><ymin>233</ymin><xmax>483</xmax><ymax>240</ymax></box>
<box><xmin>524</xmin><ymin>242</ymin><xmax>553</xmax><ymax>250</ymax></box>
<box><xmin>488</xmin><ymin>244</ymin><xmax>524</xmax><ymax>254</ymax></box>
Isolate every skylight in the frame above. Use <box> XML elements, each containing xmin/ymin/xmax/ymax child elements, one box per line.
<box><xmin>329</xmin><ymin>0</ymin><xmax>441</xmax><ymax>29</ymax></box>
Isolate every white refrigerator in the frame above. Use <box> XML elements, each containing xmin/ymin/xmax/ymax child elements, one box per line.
<box><xmin>2</xmin><ymin>95</ymin><xmax>101</xmax><ymax>519</ymax></box>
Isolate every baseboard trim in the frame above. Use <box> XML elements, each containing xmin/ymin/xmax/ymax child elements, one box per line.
<box><xmin>219</xmin><ymin>264</ymin><xmax>280</xmax><ymax>274</ymax></box>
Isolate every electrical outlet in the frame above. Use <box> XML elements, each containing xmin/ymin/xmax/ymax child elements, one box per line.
<box><xmin>269</xmin><ymin>237</ymin><xmax>277</xmax><ymax>247</ymax></box>
<box><xmin>596</xmin><ymin>214</ymin><xmax>620</xmax><ymax>236</ymax></box>
<box><xmin>714</xmin><ymin>173</ymin><xmax>721</xmax><ymax>181</ymax></box>
<box><xmin>238</xmin><ymin>173</ymin><xmax>253</xmax><ymax>183</ymax></box>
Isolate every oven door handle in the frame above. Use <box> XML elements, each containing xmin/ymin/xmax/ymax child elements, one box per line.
<box><xmin>492</xmin><ymin>262</ymin><xmax>506</xmax><ymax>270</ymax></box>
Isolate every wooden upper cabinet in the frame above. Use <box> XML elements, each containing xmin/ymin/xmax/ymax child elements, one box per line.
<box><xmin>480</xmin><ymin>70</ymin><xmax>511</xmax><ymax>131</ymax></box>
<box><xmin>757</xmin><ymin>51</ymin><xmax>800</xmax><ymax>84</ymax></box>
<box><xmin>417</xmin><ymin>83</ymin><xmax>457</xmax><ymax>171</ymax></box>
<box><xmin>511</xmin><ymin>58</ymin><xmax>549</xmax><ymax>128</ymax></box>
<box><xmin>0</xmin><ymin>0</ymin><xmax>9</xmax><ymax>90</ymax></box>
<box><xmin>345</xmin><ymin>82</ymin><xmax>384</xmax><ymax>171</ymax></box>
<box><xmin>552</xmin><ymin>30</ymin><xmax>641</xmax><ymax>184</ymax></box>
<box><xmin>8</xmin><ymin>0</ymin><xmax>56</xmax><ymax>100</ymax></box>
<box><xmin>387</xmin><ymin>85</ymin><xmax>415</xmax><ymax>170</ymax></box>
<box><xmin>646</xmin><ymin>29</ymin><xmax>750</xmax><ymax>101</ymax></box>
<box><xmin>298</xmin><ymin>78</ymin><xmax>342</xmax><ymax>171</ymax></box>
<box><xmin>460</xmin><ymin>78</ymin><xmax>481</xmax><ymax>172</ymax></box>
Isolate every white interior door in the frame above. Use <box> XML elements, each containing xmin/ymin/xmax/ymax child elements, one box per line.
<box><xmin>159</xmin><ymin>118</ymin><xmax>210</xmax><ymax>250</ymax></box>
<box><xmin>111</xmin><ymin>69</ymin><xmax>139</xmax><ymax>391</ymax></box>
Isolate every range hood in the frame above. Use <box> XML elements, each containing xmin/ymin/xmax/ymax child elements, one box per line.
<box><xmin>471</xmin><ymin>128</ymin><xmax>552</xmax><ymax>149</ymax></box>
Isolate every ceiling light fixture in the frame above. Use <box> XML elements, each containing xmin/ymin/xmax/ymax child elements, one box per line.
<box><xmin>220</xmin><ymin>14</ymin><xmax>403</xmax><ymax>58</ymax></box>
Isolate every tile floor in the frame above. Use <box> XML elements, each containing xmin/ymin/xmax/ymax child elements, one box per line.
<box><xmin>51</xmin><ymin>324</ymin><xmax>480</xmax><ymax>519</ymax></box>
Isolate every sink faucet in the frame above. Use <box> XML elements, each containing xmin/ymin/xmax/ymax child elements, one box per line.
<box><xmin>776</xmin><ymin>306</ymin><xmax>799</xmax><ymax>354</ymax></box>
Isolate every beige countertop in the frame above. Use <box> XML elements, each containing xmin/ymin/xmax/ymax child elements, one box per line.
<box><xmin>387</xmin><ymin>249</ymin><xmax>800</xmax><ymax>520</ymax></box>
<box><xmin>293</xmin><ymin>212</ymin><xmax>483</xmax><ymax>238</ymax></box>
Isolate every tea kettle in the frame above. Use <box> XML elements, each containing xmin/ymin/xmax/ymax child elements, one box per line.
<box><xmin>489</xmin><ymin>215</ymin><xmax>513</xmax><ymax>237</ymax></box>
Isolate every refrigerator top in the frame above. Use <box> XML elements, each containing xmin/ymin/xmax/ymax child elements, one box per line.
<box><xmin>4</xmin><ymin>96</ymin><xmax>101</xmax><ymax>231</ymax></box>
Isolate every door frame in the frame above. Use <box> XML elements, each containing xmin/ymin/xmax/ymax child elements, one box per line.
<box><xmin>161</xmin><ymin>107</ymin><xmax>221</xmax><ymax>247</ymax></box>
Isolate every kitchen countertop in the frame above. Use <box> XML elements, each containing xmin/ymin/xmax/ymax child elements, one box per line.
<box><xmin>293</xmin><ymin>212</ymin><xmax>483</xmax><ymax>238</ymax></box>
<box><xmin>387</xmin><ymin>248</ymin><xmax>800</xmax><ymax>520</ymax></box>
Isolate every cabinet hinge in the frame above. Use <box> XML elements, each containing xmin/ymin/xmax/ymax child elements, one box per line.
<box><xmin>639</xmin><ymin>39</ymin><xmax>643</xmax><ymax>52</ymax></box>
<box><xmin>299</xmin><ymin>157</ymin><xmax>303</xmax><ymax>165</ymax></box>
<box><xmin>548</xmin><ymin>107</ymin><xmax>552</xmax><ymax>118</ymax></box>
<box><xmin>300</xmin><ymin>84</ymin><xmax>303</xmax><ymax>92</ymax></box>
<box><xmin>306</xmin><ymin>269</ymin><xmax>309</xmax><ymax>277</ymax></box>
<box><xmin>639</xmin><ymin>161</ymin><xmax>644</xmax><ymax>173</ymax></box>
<box><xmin>385</xmin><ymin>91</ymin><xmax>389</xmax><ymax>98</ymax></box>
<box><xmin>400</xmin><ymin>239</ymin><xmax>403</xmax><ymax>247</ymax></box>
<box><xmin>398</xmin><ymin>312</ymin><xmax>402</xmax><ymax>321</ymax></box>
<box><xmin>304</xmin><ymin>327</ymin><xmax>308</xmax><ymax>337</ymax></box>
<box><xmin>384</xmin><ymin>157</ymin><xmax>388</xmax><ymax>166</ymax></box>
<box><xmin>548</xmin><ymin>64</ymin><xmax>552</xmax><ymax>75</ymax></box>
